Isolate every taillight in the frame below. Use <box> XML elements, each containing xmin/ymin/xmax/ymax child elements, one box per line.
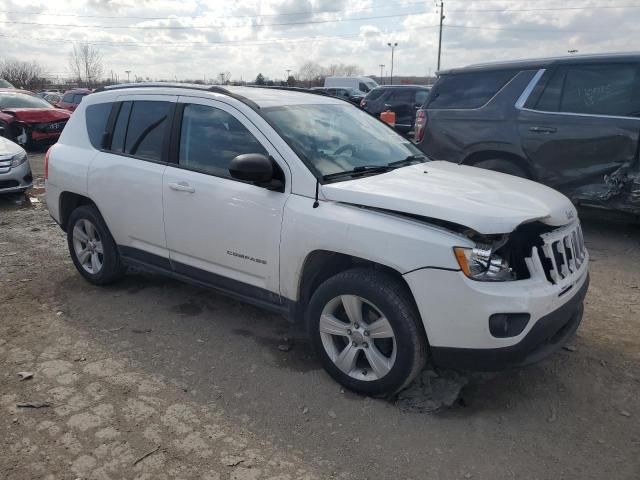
<box><xmin>360</xmin><ymin>99</ymin><xmax>366</xmax><ymax>108</ymax></box>
<box><xmin>44</xmin><ymin>145</ymin><xmax>52</xmax><ymax>180</ymax></box>
<box><xmin>414</xmin><ymin>109</ymin><xmax>427</xmax><ymax>143</ymax></box>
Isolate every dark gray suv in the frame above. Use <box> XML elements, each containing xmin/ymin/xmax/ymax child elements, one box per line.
<box><xmin>414</xmin><ymin>53</ymin><xmax>640</xmax><ymax>216</ymax></box>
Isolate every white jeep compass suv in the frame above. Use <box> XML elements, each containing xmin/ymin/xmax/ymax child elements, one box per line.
<box><xmin>45</xmin><ymin>84</ymin><xmax>589</xmax><ymax>396</ymax></box>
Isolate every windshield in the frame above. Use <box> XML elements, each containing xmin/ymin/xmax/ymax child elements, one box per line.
<box><xmin>0</xmin><ymin>92</ymin><xmax>53</xmax><ymax>109</ymax></box>
<box><xmin>0</xmin><ymin>79</ymin><xmax>14</xmax><ymax>88</ymax></box>
<box><xmin>262</xmin><ymin>104</ymin><xmax>424</xmax><ymax>180</ymax></box>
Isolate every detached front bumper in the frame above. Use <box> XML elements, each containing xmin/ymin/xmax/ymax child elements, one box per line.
<box><xmin>430</xmin><ymin>274</ymin><xmax>588</xmax><ymax>370</ymax></box>
<box><xmin>0</xmin><ymin>159</ymin><xmax>33</xmax><ymax>193</ymax></box>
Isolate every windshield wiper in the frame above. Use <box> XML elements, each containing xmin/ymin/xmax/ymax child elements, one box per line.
<box><xmin>323</xmin><ymin>165</ymin><xmax>394</xmax><ymax>181</ymax></box>
<box><xmin>387</xmin><ymin>154</ymin><xmax>428</xmax><ymax>168</ymax></box>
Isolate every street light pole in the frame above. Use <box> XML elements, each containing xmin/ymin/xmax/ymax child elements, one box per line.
<box><xmin>437</xmin><ymin>1</ymin><xmax>445</xmax><ymax>71</ymax></box>
<box><xmin>125</xmin><ymin>70</ymin><xmax>131</xmax><ymax>83</ymax></box>
<box><xmin>379</xmin><ymin>64</ymin><xmax>385</xmax><ymax>85</ymax></box>
<box><xmin>387</xmin><ymin>42</ymin><xmax>397</xmax><ymax>84</ymax></box>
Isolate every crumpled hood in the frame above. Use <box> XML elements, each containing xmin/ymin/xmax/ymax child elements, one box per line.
<box><xmin>322</xmin><ymin>161</ymin><xmax>577</xmax><ymax>235</ymax></box>
<box><xmin>1</xmin><ymin>108</ymin><xmax>71</xmax><ymax>123</ymax></box>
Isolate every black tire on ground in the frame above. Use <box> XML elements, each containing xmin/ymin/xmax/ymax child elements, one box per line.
<box><xmin>306</xmin><ymin>268</ymin><xmax>428</xmax><ymax>397</ymax></box>
<box><xmin>66</xmin><ymin>205</ymin><xmax>126</xmax><ymax>285</ymax></box>
<box><xmin>473</xmin><ymin>159</ymin><xmax>528</xmax><ymax>178</ymax></box>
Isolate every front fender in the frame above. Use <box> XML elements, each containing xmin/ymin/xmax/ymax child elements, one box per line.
<box><xmin>280</xmin><ymin>195</ymin><xmax>468</xmax><ymax>301</ymax></box>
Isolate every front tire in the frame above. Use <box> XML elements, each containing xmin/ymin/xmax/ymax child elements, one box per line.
<box><xmin>67</xmin><ymin>205</ymin><xmax>125</xmax><ymax>285</ymax></box>
<box><xmin>307</xmin><ymin>268</ymin><xmax>427</xmax><ymax>397</ymax></box>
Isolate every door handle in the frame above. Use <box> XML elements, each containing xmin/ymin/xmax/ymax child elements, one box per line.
<box><xmin>168</xmin><ymin>181</ymin><xmax>195</xmax><ymax>193</ymax></box>
<box><xmin>529</xmin><ymin>126</ymin><xmax>557</xmax><ymax>134</ymax></box>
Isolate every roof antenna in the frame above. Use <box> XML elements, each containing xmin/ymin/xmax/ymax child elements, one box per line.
<box><xmin>313</xmin><ymin>179</ymin><xmax>320</xmax><ymax>208</ymax></box>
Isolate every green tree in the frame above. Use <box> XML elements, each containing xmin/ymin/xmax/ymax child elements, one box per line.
<box><xmin>255</xmin><ymin>73</ymin><xmax>265</xmax><ymax>85</ymax></box>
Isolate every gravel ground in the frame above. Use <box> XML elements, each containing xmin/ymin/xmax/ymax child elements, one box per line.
<box><xmin>1</xmin><ymin>153</ymin><xmax>639</xmax><ymax>480</ymax></box>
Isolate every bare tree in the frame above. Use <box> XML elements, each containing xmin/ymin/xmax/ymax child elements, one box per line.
<box><xmin>69</xmin><ymin>43</ymin><xmax>104</xmax><ymax>87</ymax></box>
<box><xmin>341</xmin><ymin>64</ymin><xmax>363</xmax><ymax>76</ymax></box>
<box><xmin>298</xmin><ymin>61</ymin><xmax>326</xmax><ymax>87</ymax></box>
<box><xmin>326</xmin><ymin>63</ymin><xmax>363</xmax><ymax>77</ymax></box>
<box><xmin>0</xmin><ymin>60</ymin><xmax>46</xmax><ymax>90</ymax></box>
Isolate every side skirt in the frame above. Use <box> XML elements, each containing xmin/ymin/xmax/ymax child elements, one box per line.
<box><xmin>119</xmin><ymin>246</ymin><xmax>294</xmax><ymax>319</ymax></box>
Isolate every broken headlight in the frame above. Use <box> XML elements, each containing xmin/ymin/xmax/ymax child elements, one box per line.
<box><xmin>10</xmin><ymin>151</ymin><xmax>27</xmax><ymax>167</ymax></box>
<box><xmin>453</xmin><ymin>243</ymin><xmax>514</xmax><ymax>282</ymax></box>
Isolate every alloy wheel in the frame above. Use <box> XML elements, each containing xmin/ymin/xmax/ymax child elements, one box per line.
<box><xmin>319</xmin><ymin>295</ymin><xmax>397</xmax><ymax>381</ymax></box>
<box><xmin>72</xmin><ymin>218</ymin><xmax>104</xmax><ymax>275</ymax></box>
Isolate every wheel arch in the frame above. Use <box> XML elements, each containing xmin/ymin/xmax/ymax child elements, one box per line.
<box><xmin>58</xmin><ymin>192</ymin><xmax>100</xmax><ymax>232</ymax></box>
<box><xmin>462</xmin><ymin>150</ymin><xmax>536</xmax><ymax>180</ymax></box>
<box><xmin>294</xmin><ymin>250</ymin><xmax>425</xmax><ymax>337</ymax></box>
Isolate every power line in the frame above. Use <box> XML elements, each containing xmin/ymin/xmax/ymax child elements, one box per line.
<box><xmin>0</xmin><ymin>10</ymin><xmax>433</xmax><ymax>30</ymax></box>
<box><xmin>447</xmin><ymin>4</ymin><xmax>640</xmax><ymax>13</ymax></box>
<box><xmin>0</xmin><ymin>26</ymin><xmax>441</xmax><ymax>49</ymax></box>
<box><xmin>0</xmin><ymin>0</ymin><xmax>436</xmax><ymax>21</ymax></box>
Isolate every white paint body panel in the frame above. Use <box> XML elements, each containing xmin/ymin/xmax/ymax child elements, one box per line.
<box><xmin>405</xmin><ymin>252</ymin><xmax>589</xmax><ymax>349</ymax></box>
<box><xmin>46</xmin><ymin>84</ymin><xmax>589</xmax><ymax>354</ymax></box>
<box><xmin>323</xmin><ymin>161</ymin><xmax>577</xmax><ymax>234</ymax></box>
<box><xmin>162</xmin><ymin>97</ymin><xmax>290</xmax><ymax>291</ymax></box>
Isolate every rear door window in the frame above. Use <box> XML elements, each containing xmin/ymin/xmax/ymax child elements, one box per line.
<box><xmin>73</xmin><ymin>94</ymin><xmax>86</xmax><ymax>104</ymax></box>
<box><xmin>178</xmin><ymin>104</ymin><xmax>267</xmax><ymax>178</ymax></box>
<box><xmin>534</xmin><ymin>63</ymin><xmax>640</xmax><ymax>117</ymax></box>
<box><xmin>426</xmin><ymin>70</ymin><xmax>517</xmax><ymax>109</ymax></box>
<box><xmin>110</xmin><ymin>100</ymin><xmax>171</xmax><ymax>161</ymax></box>
<box><xmin>62</xmin><ymin>93</ymin><xmax>74</xmax><ymax>103</ymax></box>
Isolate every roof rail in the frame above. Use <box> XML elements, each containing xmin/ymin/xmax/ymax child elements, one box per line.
<box><xmin>92</xmin><ymin>82</ymin><xmax>260</xmax><ymax>110</ymax></box>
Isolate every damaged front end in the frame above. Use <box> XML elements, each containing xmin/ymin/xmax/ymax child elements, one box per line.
<box><xmin>454</xmin><ymin>220</ymin><xmax>587</xmax><ymax>286</ymax></box>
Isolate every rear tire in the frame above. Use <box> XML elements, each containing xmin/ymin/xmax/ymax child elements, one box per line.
<box><xmin>473</xmin><ymin>159</ymin><xmax>528</xmax><ymax>178</ymax></box>
<box><xmin>67</xmin><ymin>205</ymin><xmax>125</xmax><ymax>285</ymax></box>
<box><xmin>306</xmin><ymin>268</ymin><xmax>427</xmax><ymax>397</ymax></box>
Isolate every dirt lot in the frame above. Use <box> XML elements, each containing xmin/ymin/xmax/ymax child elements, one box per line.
<box><xmin>1</xmin><ymin>153</ymin><xmax>639</xmax><ymax>480</ymax></box>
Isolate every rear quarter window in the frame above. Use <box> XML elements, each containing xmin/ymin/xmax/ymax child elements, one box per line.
<box><xmin>426</xmin><ymin>70</ymin><xmax>517</xmax><ymax>109</ymax></box>
<box><xmin>85</xmin><ymin>103</ymin><xmax>113</xmax><ymax>149</ymax></box>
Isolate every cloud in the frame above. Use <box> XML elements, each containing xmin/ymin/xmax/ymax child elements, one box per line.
<box><xmin>0</xmin><ymin>0</ymin><xmax>638</xmax><ymax>81</ymax></box>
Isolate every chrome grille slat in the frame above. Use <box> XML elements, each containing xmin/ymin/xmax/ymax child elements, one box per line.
<box><xmin>533</xmin><ymin>222</ymin><xmax>586</xmax><ymax>285</ymax></box>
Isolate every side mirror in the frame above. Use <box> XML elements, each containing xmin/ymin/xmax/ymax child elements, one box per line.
<box><xmin>229</xmin><ymin>153</ymin><xmax>274</xmax><ymax>184</ymax></box>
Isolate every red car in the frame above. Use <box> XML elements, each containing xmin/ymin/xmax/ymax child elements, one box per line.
<box><xmin>56</xmin><ymin>88</ymin><xmax>92</xmax><ymax>112</ymax></box>
<box><xmin>0</xmin><ymin>89</ymin><xmax>71</xmax><ymax>148</ymax></box>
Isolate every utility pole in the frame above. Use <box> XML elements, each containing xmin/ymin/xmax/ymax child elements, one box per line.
<box><xmin>286</xmin><ymin>69</ymin><xmax>291</xmax><ymax>79</ymax></box>
<box><xmin>387</xmin><ymin>42</ymin><xmax>397</xmax><ymax>84</ymax></box>
<box><xmin>437</xmin><ymin>1</ymin><xmax>445</xmax><ymax>71</ymax></box>
<box><xmin>379</xmin><ymin>64</ymin><xmax>385</xmax><ymax>85</ymax></box>
<box><xmin>125</xmin><ymin>70</ymin><xmax>131</xmax><ymax>83</ymax></box>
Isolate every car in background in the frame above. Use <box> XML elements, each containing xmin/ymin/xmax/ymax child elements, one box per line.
<box><xmin>324</xmin><ymin>76</ymin><xmax>378</xmax><ymax>95</ymax></box>
<box><xmin>56</xmin><ymin>88</ymin><xmax>91</xmax><ymax>112</ymax></box>
<box><xmin>0</xmin><ymin>89</ymin><xmax>71</xmax><ymax>148</ymax></box>
<box><xmin>37</xmin><ymin>91</ymin><xmax>63</xmax><ymax>105</ymax></box>
<box><xmin>0</xmin><ymin>136</ymin><xmax>32</xmax><ymax>193</ymax></box>
<box><xmin>413</xmin><ymin>52</ymin><xmax>640</xmax><ymax>216</ymax></box>
<box><xmin>311</xmin><ymin>86</ymin><xmax>364</xmax><ymax>105</ymax></box>
<box><xmin>0</xmin><ymin>79</ymin><xmax>15</xmax><ymax>89</ymax></box>
<box><xmin>361</xmin><ymin>85</ymin><xmax>431</xmax><ymax>135</ymax></box>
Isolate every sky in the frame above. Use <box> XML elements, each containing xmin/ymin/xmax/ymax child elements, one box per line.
<box><xmin>0</xmin><ymin>0</ymin><xmax>639</xmax><ymax>82</ymax></box>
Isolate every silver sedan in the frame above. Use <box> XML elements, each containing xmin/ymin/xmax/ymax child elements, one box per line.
<box><xmin>0</xmin><ymin>136</ymin><xmax>32</xmax><ymax>194</ymax></box>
